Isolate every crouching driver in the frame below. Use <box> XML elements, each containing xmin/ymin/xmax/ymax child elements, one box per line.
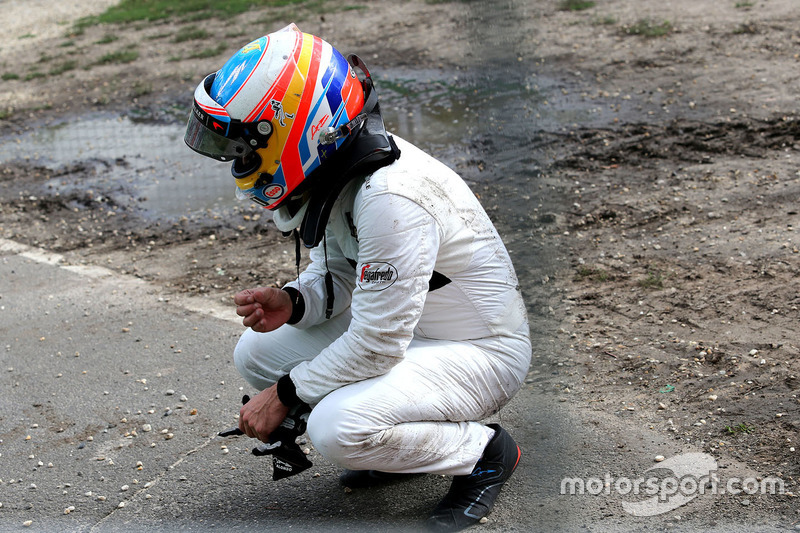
<box><xmin>185</xmin><ymin>24</ymin><xmax>531</xmax><ymax>532</ymax></box>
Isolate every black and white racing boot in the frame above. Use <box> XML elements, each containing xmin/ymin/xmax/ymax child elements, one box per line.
<box><xmin>425</xmin><ymin>424</ymin><xmax>522</xmax><ymax>532</ymax></box>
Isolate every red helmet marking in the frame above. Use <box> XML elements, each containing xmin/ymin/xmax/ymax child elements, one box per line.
<box><xmin>279</xmin><ymin>35</ymin><xmax>323</xmax><ymax>183</ymax></box>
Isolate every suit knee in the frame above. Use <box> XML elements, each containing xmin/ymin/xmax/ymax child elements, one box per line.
<box><xmin>307</xmin><ymin>400</ymin><xmax>376</xmax><ymax>469</ymax></box>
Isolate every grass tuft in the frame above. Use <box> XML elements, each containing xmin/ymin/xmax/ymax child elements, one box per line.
<box><xmin>638</xmin><ymin>269</ymin><xmax>666</xmax><ymax>289</ymax></box>
<box><xmin>575</xmin><ymin>266</ymin><xmax>611</xmax><ymax>283</ymax></box>
<box><xmin>559</xmin><ymin>0</ymin><xmax>596</xmax><ymax>11</ymax></box>
<box><xmin>50</xmin><ymin>60</ymin><xmax>78</xmax><ymax>76</ymax></box>
<box><xmin>622</xmin><ymin>18</ymin><xmax>673</xmax><ymax>38</ymax></box>
<box><xmin>96</xmin><ymin>49</ymin><xmax>139</xmax><ymax>65</ymax></box>
<box><xmin>726</xmin><ymin>422</ymin><xmax>755</xmax><ymax>435</ymax></box>
<box><xmin>173</xmin><ymin>25</ymin><xmax>211</xmax><ymax>43</ymax></box>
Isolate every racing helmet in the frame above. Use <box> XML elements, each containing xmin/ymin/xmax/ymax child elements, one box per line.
<box><xmin>184</xmin><ymin>24</ymin><xmax>365</xmax><ymax>210</ymax></box>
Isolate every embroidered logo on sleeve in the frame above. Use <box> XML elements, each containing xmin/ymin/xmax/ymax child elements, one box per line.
<box><xmin>357</xmin><ymin>262</ymin><xmax>398</xmax><ymax>291</ymax></box>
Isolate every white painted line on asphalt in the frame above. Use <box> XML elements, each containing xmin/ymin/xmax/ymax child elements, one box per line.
<box><xmin>61</xmin><ymin>264</ymin><xmax>120</xmax><ymax>278</ymax></box>
<box><xmin>0</xmin><ymin>237</ymin><xmax>239</xmax><ymax>324</ymax></box>
<box><xmin>0</xmin><ymin>238</ymin><xmax>32</xmax><ymax>254</ymax></box>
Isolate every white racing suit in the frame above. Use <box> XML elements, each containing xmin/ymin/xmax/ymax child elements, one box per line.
<box><xmin>234</xmin><ymin>136</ymin><xmax>531</xmax><ymax>475</ymax></box>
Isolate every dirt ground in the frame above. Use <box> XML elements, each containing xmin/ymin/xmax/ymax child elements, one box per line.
<box><xmin>2</xmin><ymin>0</ymin><xmax>800</xmax><ymax>526</ymax></box>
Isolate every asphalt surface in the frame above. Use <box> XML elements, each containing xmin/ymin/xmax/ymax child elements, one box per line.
<box><xmin>0</xmin><ymin>238</ymin><xmax>786</xmax><ymax>532</ymax></box>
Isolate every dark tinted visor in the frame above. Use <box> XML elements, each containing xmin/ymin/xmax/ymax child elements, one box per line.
<box><xmin>184</xmin><ymin>109</ymin><xmax>253</xmax><ymax>162</ymax></box>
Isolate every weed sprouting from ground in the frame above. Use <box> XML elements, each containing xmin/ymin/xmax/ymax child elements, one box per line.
<box><xmin>726</xmin><ymin>423</ymin><xmax>756</xmax><ymax>435</ymax></box>
<box><xmin>575</xmin><ymin>266</ymin><xmax>611</xmax><ymax>283</ymax></box>
<box><xmin>638</xmin><ymin>269</ymin><xmax>666</xmax><ymax>289</ymax></box>
<box><xmin>622</xmin><ymin>18</ymin><xmax>673</xmax><ymax>38</ymax></box>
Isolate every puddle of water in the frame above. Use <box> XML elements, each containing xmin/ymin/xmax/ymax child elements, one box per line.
<box><xmin>0</xmin><ymin>113</ymin><xmax>237</xmax><ymax>218</ymax></box>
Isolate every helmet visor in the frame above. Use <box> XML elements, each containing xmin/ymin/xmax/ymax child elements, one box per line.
<box><xmin>184</xmin><ymin>108</ymin><xmax>253</xmax><ymax>161</ymax></box>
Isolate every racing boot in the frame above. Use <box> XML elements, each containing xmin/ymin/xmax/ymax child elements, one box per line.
<box><xmin>425</xmin><ymin>424</ymin><xmax>521</xmax><ymax>532</ymax></box>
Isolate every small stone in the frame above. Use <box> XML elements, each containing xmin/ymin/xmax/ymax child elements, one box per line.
<box><xmin>96</xmin><ymin>495</ymin><xmax>106</xmax><ymax>501</ymax></box>
<box><xmin>479</xmin><ymin>517</ymin><xmax>489</xmax><ymax>524</ymax></box>
<box><xmin>23</xmin><ymin>520</ymin><xmax>33</xmax><ymax>527</ymax></box>
<box><xmin>118</xmin><ymin>502</ymin><xmax>126</xmax><ymax>508</ymax></box>
<box><xmin>708</xmin><ymin>395</ymin><xmax>718</xmax><ymax>401</ymax></box>
<box><xmin>344</xmin><ymin>487</ymin><xmax>352</xmax><ymax>493</ymax></box>
<box><xmin>741</xmin><ymin>498</ymin><xmax>750</xmax><ymax>506</ymax></box>
<box><xmin>142</xmin><ymin>424</ymin><xmax>152</xmax><ymax>432</ymax></box>
<box><xmin>655</xmin><ymin>455</ymin><xmax>666</xmax><ymax>462</ymax></box>
<box><xmin>180</xmin><ymin>395</ymin><xmax>188</xmax><ymax>402</ymax></box>
<box><xmin>120</xmin><ymin>485</ymin><xmax>129</xmax><ymax>492</ymax></box>
<box><xmin>165</xmin><ymin>390</ymin><xmax>175</xmax><ymax>396</ymax></box>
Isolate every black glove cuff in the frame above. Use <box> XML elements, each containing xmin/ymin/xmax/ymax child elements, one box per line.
<box><xmin>276</xmin><ymin>374</ymin><xmax>304</xmax><ymax>410</ymax></box>
<box><xmin>281</xmin><ymin>286</ymin><xmax>305</xmax><ymax>325</ymax></box>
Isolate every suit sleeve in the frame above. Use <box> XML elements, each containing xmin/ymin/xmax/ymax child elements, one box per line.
<box><xmin>289</xmin><ymin>192</ymin><xmax>440</xmax><ymax>405</ymax></box>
